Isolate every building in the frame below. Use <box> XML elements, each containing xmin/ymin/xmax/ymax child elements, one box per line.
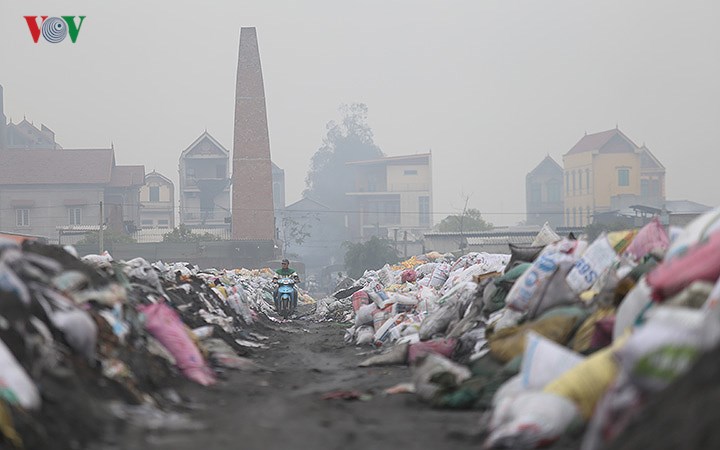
<box><xmin>345</xmin><ymin>153</ymin><xmax>433</xmax><ymax>240</ymax></box>
<box><xmin>178</xmin><ymin>131</ymin><xmax>231</xmax><ymax>230</ymax></box>
<box><xmin>562</xmin><ymin>128</ymin><xmax>666</xmax><ymax>227</ymax></box>
<box><xmin>0</xmin><ymin>85</ymin><xmax>145</xmax><ymax>242</ymax></box>
<box><xmin>139</xmin><ymin>170</ymin><xmax>175</xmax><ymax>230</ymax></box>
<box><xmin>526</xmin><ymin>155</ymin><xmax>564</xmax><ymax>228</ymax></box>
<box><xmin>0</xmin><ymin>148</ymin><xmax>144</xmax><ymax>243</ymax></box>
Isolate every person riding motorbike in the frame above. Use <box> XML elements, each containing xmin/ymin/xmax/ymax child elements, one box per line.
<box><xmin>273</xmin><ymin>259</ymin><xmax>300</xmax><ymax>312</ymax></box>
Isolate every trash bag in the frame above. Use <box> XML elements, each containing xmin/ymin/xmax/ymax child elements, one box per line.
<box><xmin>532</xmin><ymin>222</ymin><xmax>562</xmax><ymax>247</ymax></box>
<box><xmin>566</xmin><ymin>233</ymin><xmax>619</xmax><ymax>294</ymax></box>
<box><xmin>646</xmin><ymin>230</ymin><xmax>720</xmax><ymax>302</ymax></box>
<box><xmin>0</xmin><ymin>339</ymin><xmax>41</xmax><ymax>410</ymax></box>
<box><xmin>520</xmin><ymin>331</ymin><xmax>585</xmax><ymax>390</ymax></box>
<box><xmin>138</xmin><ymin>302</ymin><xmax>216</xmax><ymax>386</ymax></box>
<box><xmin>412</xmin><ymin>353</ymin><xmax>472</xmax><ymax>403</ymax></box>
<box><xmin>485</xmin><ymin>391</ymin><xmax>580</xmax><ymax>449</ymax></box>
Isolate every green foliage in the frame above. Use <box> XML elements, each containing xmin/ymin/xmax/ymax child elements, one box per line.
<box><xmin>77</xmin><ymin>230</ymin><xmax>135</xmax><ymax>245</ymax></box>
<box><xmin>304</xmin><ymin>103</ymin><xmax>384</xmax><ymax>212</ymax></box>
<box><xmin>162</xmin><ymin>224</ymin><xmax>220</xmax><ymax>243</ymax></box>
<box><xmin>343</xmin><ymin>236</ymin><xmax>400</xmax><ymax>279</ymax></box>
<box><xmin>435</xmin><ymin>208</ymin><xmax>493</xmax><ymax>232</ymax></box>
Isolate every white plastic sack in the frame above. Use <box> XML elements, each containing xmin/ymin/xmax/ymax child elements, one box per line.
<box><xmin>615</xmin><ymin>308</ymin><xmax>707</xmax><ymax>392</ymax></box>
<box><xmin>613</xmin><ymin>278</ymin><xmax>652</xmax><ymax>340</ymax></box>
<box><xmin>520</xmin><ymin>332</ymin><xmax>585</xmax><ymax>390</ymax></box>
<box><xmin>485</xmin><ymin>391</ymin><xmax>580</xmax><ymax>449</ymax></box>
<box><xmin>505</xmin><ymin>246</ymin><xmax>577</xmax><ymax>313</ymax></box>
<box><xmin>532</xmin><ymin>222</ymin><xmax>561</xmax><ymax>247</ymax></box>
<box><xmin>355</xmin><ymin>303</ymin><xmax>377</xmax><ymax>327</ymax></box>
<box><xmin>566</xmin><ymin>234</ymin><xmax>619</xmax><ymax>294</ymax></box>
<box><xmin>0</xmin><ymin>338</ymin><xmax>41</xmax><ymax>410</ymax></box>
<box><xmin>666</xmin><ymin>206</ymin><xmax>720</xmax><ymax>260</ymax></box>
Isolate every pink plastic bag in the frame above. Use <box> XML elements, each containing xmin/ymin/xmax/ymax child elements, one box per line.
<box><xmin>624</xmin><ymin>217</ymin><xmax>669</xmax><ymax>260</ymax></box>
<box><xmin>646</xmin><ymin>230</ymin><xmax>720</xmax><ymax>302</ymax></box>
<box><xmin>139</xmin><ymin>302</ymin><xmax>216</xmax><ymax>386</ymax></box>
<box><xmin>408</xmin><ymin>338</ymin><xmax>457</xmax><ymax>364</ymax></box>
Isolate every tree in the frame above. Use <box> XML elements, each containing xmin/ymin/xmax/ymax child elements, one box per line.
<box><xmin>77</xmin><ymin>230</ymin><xmax>135</xmax><ymax>245</ymax></box>
<box><xmin>343</xmin><ymin>236</ymin><xmax>400</xmax><ymax>279</ymax></box>
<box><xmin>304</xmin><ymin>103</ymin><xmax>384</xmax><ymax>212</ymax></box>
<box><xmin>279</xmin><ymin>214</ymin><xmax>317</xmax><ymax>254</ymax></box>
<box><xmin>162</xmin><ymin>224</ymin><xmax>220</xmax><ymax>243</ymax></box>
<box><xmin>435</xmin><ymin>208</ymin><xmax>493</xmax><ymax>232</ymax></box>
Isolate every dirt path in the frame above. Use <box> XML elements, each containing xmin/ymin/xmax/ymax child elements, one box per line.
<box><xmin>110</xmin><ymin>314</ymin><xmax>483</xmax><ymax>450</ymax></box>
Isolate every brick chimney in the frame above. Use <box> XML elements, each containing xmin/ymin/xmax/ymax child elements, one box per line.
<box><xmin>231</xmin><ymin>27</ymin><xmax>275</xmax><ymax>240</ymax></box>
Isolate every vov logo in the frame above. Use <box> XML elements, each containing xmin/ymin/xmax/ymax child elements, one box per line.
<box><xmin>24</xmin><ymin>16</ymin><xmax>86</xmax><ymax>44</ymax></box>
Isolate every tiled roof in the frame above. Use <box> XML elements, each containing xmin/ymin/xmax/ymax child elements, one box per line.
<box><xmin>565</xmin><ymin>129</ymin><xmax>638</xmax><ymax>156</ymax></box>
<box><xmin>109</xmin><ymin>165</ymin><xmax>145</xmax><ymax>188</ymax></box>
<box><xmin>0</xmin><ymin>148</ymin><xmax>114</xmax><ymax>185</ymax></box>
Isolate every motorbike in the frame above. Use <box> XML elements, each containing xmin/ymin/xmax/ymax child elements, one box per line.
<box><xmin>274</xmin><ymin>276</ymin><xmax>298</xmax><ymax>319</ymax></box>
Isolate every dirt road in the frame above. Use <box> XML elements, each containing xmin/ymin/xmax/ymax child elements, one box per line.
<box><xmin>109</xmin><ymin>312</ymin><xmax>482</xmax><ymax>450</ymax></box>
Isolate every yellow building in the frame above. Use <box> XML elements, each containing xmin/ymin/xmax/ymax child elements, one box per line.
<box><xmin>562</xmin><ymin>128</ymin><xmax>665</xmax><ymax>226</ymax></box>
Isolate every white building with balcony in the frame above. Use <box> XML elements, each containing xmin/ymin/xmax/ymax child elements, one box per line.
<box><xmin>345</xmin><ymin>153</ymin><xmax>433</xmax><ymax>240</ymax></box>
<box><xmin>178</xmin><ymin>132</ymin><xmax>231</xmax><ymax>230</ymax></box>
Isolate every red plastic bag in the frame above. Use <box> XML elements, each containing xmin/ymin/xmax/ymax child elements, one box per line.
<box><xmin>401</xmin><ymin>269</ymin><xmax>418</xmax><ymax>283</ymax></box>
<box><xmin>624</xmin><ymin>217</ymin><xmax>669</xmax><ymax>260</ymax></box>
<box><xmin>646</xmin><ymin>230</ymin><xmax>720</xmax><ymax>302</ymax></box>
<box><xmin>351</xmin><ymin>290</ymin><xmax>370</xmax><ymax>312</ymax></box>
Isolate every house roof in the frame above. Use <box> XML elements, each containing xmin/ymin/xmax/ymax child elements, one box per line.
<box><xmin>180</xmin><ymin>131</ymin><xmax>229</xmax><ymax>160</ymax></box>
<box><xmin>0</xmin><ymin>148</ymin><xmax>115</xmax><ymax>185</ymax></box>
<box><xmin>285</xmin><ymin>196</ymin><xmax>330</xmax><ymax>211</ymax></box>
<box><xmin>665</xmin><ymin>200</ymin><xmax>712</xmax><ymax>215</ymax></box>
<box><xmin>639</xmin><ymin>146</ymin><xmax>665</xmax><ymax>170</ymax></box>
<box><xmin>108</xmin><ymin>165</ymin><xmax>145</xmax><ymax>188</ymax></box>
<box><xmin>145</xmin><ymin>170</ymin><xmax>174</xmax><ymax>186</ymax></box>
<box><xmin>346</xmin><ymin>153</ymin><xmax>431</xmax><ymax>166</ymax></box>
<box><xmin>527</xmin><ymin>155</ymin><xmax>562</xmax><ymax>178</ymax></box>
<box><xmin>565</xmin><ymin>129</ymin><xmax>639</xmax><ymax>156</ymax></box>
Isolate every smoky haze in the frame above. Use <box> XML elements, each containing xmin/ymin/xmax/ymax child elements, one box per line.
<box><xmin>1</xmin><ymin>0</ymin><xmax>719</xmax><ymax>226</ymax></box>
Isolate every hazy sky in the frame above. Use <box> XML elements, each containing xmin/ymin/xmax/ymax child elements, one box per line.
<box><xmin>2</xmin><ymin>0</ymin><xmax>719</xmax><ymax>226</ymax></box>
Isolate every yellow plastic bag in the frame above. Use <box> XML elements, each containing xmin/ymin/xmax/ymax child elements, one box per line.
<box><xmin>489</xmin><ymin>315</ymin><xmax>580</xmax><ymax>364</ymax></box>
<box><xmin>543</xmin><ymin>345</ymin><xmax>619</xmax><ymax>419</ymax></box>
<box><xmin>607</xmin><ymin>229</ymin><xmax>638</xmax><ymax>254</ymax></box>
<box><xmin>0</xmin><ymin>400</ymin><xmax>22</xmax><ymax>448</ymax></box>
<box><xmin>571</xmin><ymin>307</ymin><xmax>616</xmax><ymax>353</ymax></box>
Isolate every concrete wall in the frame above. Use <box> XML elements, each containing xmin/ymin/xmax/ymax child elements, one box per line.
<box><xmin>74</xmin><ymin>239</ymin><xmax>276</xmax><ymax>269</ymax></box>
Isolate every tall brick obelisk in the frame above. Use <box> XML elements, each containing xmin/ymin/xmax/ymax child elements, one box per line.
<box><xmin>232</xmin><ymin>27</ymin><xmax>275</xmax><ymax>240</ymax></box>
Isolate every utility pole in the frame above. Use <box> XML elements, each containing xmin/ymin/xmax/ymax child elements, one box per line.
<box><xmin>99</xmin><ymin>201</ymin><xmax>104</xmax><ymax>254</ymax></box>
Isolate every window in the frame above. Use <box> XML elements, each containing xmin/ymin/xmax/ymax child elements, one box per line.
<box><xmin>572</xmin><ymin>171</ymin><xmax>577</xmax><ymax>194</ymax></box>
<box><xmin>586</xmin><ymin>206</ymin><xmax>591</xmax><ymax>225</ymax></box>
<box><xmin>68</xmin><ymin>208</ymin><xmax>82</xmax><ymax>225</ymax></box>
<box><xmin>216</xmin><ymin>164</ymin><xmax>226</xmax><ymax>178</ymax></box>
<box><xmin>158</xmin><ymin>219</ymin><xmax>169</xmax><ymax>225</ymax></box>
<box><xmin>618</xmin><ymin>168</ymin><xmax>630</xmax><ymax>187</ymax></box>
<box><xmin>404</xmin><ymin>169</ymin><xmax>418</xmax><ymax>176</ymax></box>
<box><xmin>586</xmin><ymin>169</ymin><xmax>590</xmax><ymax>191</ymax></box>
<box><xmin>529</xmin><ymin>183</ymin><xmax>542</xmax><ymax>204</ymax></box>
<box><xmin>419</xmin><ymin>196</ymin><xmax>430</xmax><ymax>226</ymax></box>
<box><xmin>547</xmin><ymin>180</ymin><xmax>561</xmax><ymax>203</ymax></box>
<box><xmin>578</xmin><ymin>171</ymin><xmax>583</xmax><ymax>194</ymax></box>
<box><xmin>16</xmin><ymin>209</ymin><xmax>29</xmax><ymax>227</ymax></box>
<box><xmin>149</xmin><ymin>186</ymin><xmax>160</xmax><ymax>202</ymax></box>
<box><xmin>572</xmin><ymin>208</ymin><xmax>577</xmax><ymax>227</ymax></box>
<box><xmin>566</xmin><ymin>208</ymin><xmax>570</xmax><ymax>226</ymax></box>
<box><xmin>141</xmin><ymin>219</ymin><xmax>154</xmax><ymax>226</ymax></box>
<box><xmin>565</xmin><ymin>172</ymin><xmax>569</xmax><ymax>194</ymax></box>
<box><xmin>641</xmin><ymin>179</ymin><xmax>649</xmax><ymax>197</ymax></box>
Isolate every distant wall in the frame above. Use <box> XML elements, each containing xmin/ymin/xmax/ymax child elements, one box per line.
<box><xmin>74</xmin><ymin>239</ymin><xmax>276</xmax><ymax>269</ymax></box>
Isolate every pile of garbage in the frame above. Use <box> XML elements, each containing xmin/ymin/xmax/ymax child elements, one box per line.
<box><xmin>344</xmin><ymin>211</ymin><xmax>720</xmax><ymax>449</ymax></box>
<box><xmin>0</xmin><ymin>240</ymin><xmax>298</xmax><ymax>449</ymax></box>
